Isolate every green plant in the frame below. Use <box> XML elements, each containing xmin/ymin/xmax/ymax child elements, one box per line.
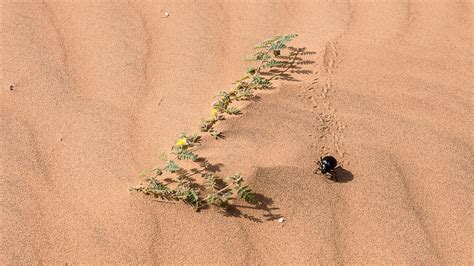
<box><xmin>200</xmin><ymin>34</ymin><xmax>297</xmax><ymax>135</ymax></box>
<box><xmin>131</xmin><ymin>34</ymin><xmax>297</xmax><ymax>210</ymax></box>
<box><xmin>130</xmin><ymin>132</ymin><xmax>256</xmax><ymax>209</ymax></box>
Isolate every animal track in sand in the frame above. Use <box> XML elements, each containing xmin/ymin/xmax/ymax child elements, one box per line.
<box><xmin>303</xmin><ymin>41</ymin><xmax>346</xmax><ymax>163</ymax></box>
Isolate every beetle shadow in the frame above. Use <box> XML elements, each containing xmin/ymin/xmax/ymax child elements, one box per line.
<box><xmin>331</xmin><ymin>167</ymin><xmax>354</xmax><ymax>183</ymax></box>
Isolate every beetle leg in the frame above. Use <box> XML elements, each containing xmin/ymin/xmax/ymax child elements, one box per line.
<box><xmin>314</xmin><ymin>166</ymin><xmax>321</xmax><ymax>174</ymax></box>
<box><xmin>314</xmin><ymin>159</ymin><xmax>322</xmax><ymax>174</ymax></box>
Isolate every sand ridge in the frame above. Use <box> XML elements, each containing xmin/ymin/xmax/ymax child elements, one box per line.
<box><xmin>1</xmin><ymin>0</ymin><xmax>472</xmax><ymax>264</ymax></box>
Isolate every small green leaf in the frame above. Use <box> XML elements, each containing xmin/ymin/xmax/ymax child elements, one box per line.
<box><xmin>210</xmin><ymin>131</ymin><xmax>222</xmax><ymax>139</ymax></box>
<box><xmin>188</xmin><ymin>190</ymin><xmax>199</xmax><ymax>203</ymax></box>
<box><xmin>234</xmin><ymin>87</ymin><xmax>254</xmax><ymax>101</ymax></box>
<box><xmin>187</xmin><ymin>134</ymin><xmax>199</xmax><ymax>144</ymax></box>
<box><xmin>129</xmin><ymin>186</ymin><xmax>144</xmax><ymax>192</ymax></box>
<box><xmin>229</xmin><ymin>173</ymin><xmax>243</xmax><ymax>184</ymax></box>
<box><xmin>261</xmin><ymin>54</ymin><xmax>271</xmax><ymax>62</ymax></box>
<box><xmin>264</xmin><ymin>60</ymin><xmax>286</xmax><ymax>68</ymax></box>
<box><xmin>251</xmin><ymin>75</ymin><xmax>270</xmax><ymax>87</ymax></box>
<box><xmin>177</xmin><ymin>150</ymin><xmax>198</xmax><ymax>161</ymax></box>
<box><xmin>200</xmin><ymin>118</ymin><xmax>216</xmax><ymax>132</ymax></box>
<box><xmin>139</xmin><ymin>169</ymin><xmax>148</xmax><ymax>178</ymax></box>
<box><xmin>235</xmin><ymin>75</ymin><xmax>250</xmax><ymax>83</ymax></box>
<box><xmin>246</xmin><ymin>67</ymin><xmax>256</xmax><ymax>75</ymax></box>
<box><xmin>207</xmin><ymin>193</ymin><xmax>217</xmax><ymax>205</ymax></box>
<box><xmin>237</xmin><ymin>186</ymin><xmax>256</xmax><ymax>203</ymax></box>
<box><xmin>164</xmin><ymin>160</ymin><xmax>180</xmax><ymax>173</ymax></box>
<box><xmin>152</xmin><ymin>167</ymin><xmax>163</xmax><ymax>176</ymax></box>
<box><xmin>219</xmin><ymin>192</ymin><xmax>232</xmax><ymax>207</ymax></box>
<box><xmin>205</xmin><ymin>173</ymin><xmax>217</xmax><ymax>191</ymax></box>
<box><xmin>226</xmin><ymin>106</ymin><xmax>240</xmax><ymax>115</ymax></box>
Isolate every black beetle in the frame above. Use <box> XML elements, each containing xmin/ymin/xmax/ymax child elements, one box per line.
<box><xmin>315</xmin><ymin>155</ymin><xmax>340</xmax><ymax>181</ymax></box>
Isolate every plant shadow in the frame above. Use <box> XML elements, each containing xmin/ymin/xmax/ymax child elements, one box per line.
<box><xmin>261</xmin><ymin>46</ymin><xmax>316</xmax><ymax>82</ymax></box>
<box><xmin>195</xmin><ymin>157</ymin><xmax>224</xmax><ymax>173</ymax></box>
<box><xmin>220</xmin><ymin>193</ymin><xmax>281</xmax><ymax>223</ymax></box>
<box><xmin>161</xmin><ymin>157</ymin><xmax>283</xmax><ymax>222</ymax></box>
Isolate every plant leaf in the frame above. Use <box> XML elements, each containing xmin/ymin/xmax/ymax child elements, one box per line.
<box><xmin>177</xmin><ymin>150</ymin><xmax>198</xmax><ymax>161</ymax></box>
<box><xmin>164</xmin><ymin>160</ymin><xmax>181</xmax><ymax>173</ymax></box>
<box><xmin>226</xmin><ymin>106</ymin><xmax>240</xmax><ymax>115</ymax></box>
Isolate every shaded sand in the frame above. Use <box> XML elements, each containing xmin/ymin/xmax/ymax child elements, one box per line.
<box><xmin>1</xmin><ymin>1</ymin><xmax>472</xmax><ymax>264</ymax></box>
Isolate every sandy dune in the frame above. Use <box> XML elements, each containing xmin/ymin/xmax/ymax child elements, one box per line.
<box><xmin>1</xmin><ymin>1</ymin><xmax>472</xmax><ymax>264</ymax></box>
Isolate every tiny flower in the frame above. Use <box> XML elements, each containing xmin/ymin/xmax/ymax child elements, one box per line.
<box><xmin>211</xmin><ymin>108</ymin><xmax>219</xmax><ymax>117</ymax></box>
<box><xmin>175</xmin><ymin>137</ymin><xmax>187</xmax><ymax>147</ymax></box>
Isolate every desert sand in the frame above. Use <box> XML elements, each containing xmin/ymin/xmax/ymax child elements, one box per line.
<box><xmin>1</xmin><ymin>0</ymin><xmax>472</xmax><ymax>264</ymax></box>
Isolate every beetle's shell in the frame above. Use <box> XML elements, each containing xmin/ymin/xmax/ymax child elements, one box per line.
<box><xmin>322</xmin><ymin>156</ymin><xmax>337</xmax><ymax>167</ymax></box>
<box><xmin>320</xmin><ymin>155</ymin><xmax>337</xmax><ymax>173</ymax></box>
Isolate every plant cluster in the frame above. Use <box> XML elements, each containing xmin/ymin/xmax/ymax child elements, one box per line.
<box><xmin>131</xmin><ymin>34</ymin><xmax>297</xmax><ymax>210</ymax></box>
<box><xmin>200</xmin><ymin>34</ymin><xmax>297</xmax><ymax>137</ymax></box>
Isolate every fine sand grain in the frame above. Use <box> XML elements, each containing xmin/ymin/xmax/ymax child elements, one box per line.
<box><xmin>1</xmin><ymin>1</ymin><xmax>472</xmax><ymax>264</ymax></box>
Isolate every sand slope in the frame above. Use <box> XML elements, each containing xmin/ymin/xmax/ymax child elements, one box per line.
<box><xmin>1</xmin><ymin>1</ymin><xmax>472</xmax><ymax>263</ymax></box>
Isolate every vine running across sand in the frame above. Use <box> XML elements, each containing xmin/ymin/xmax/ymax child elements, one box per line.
<box><xmin>130</xmin><ymin>34</ymin><xmax>297</xmax><ymax>210</ymax></box>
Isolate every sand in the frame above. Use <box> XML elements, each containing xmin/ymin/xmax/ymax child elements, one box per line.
<box><xmin>1</xmin><ymin>0</ymin><xmax>472</xmax><ymax>264</ymax></box>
